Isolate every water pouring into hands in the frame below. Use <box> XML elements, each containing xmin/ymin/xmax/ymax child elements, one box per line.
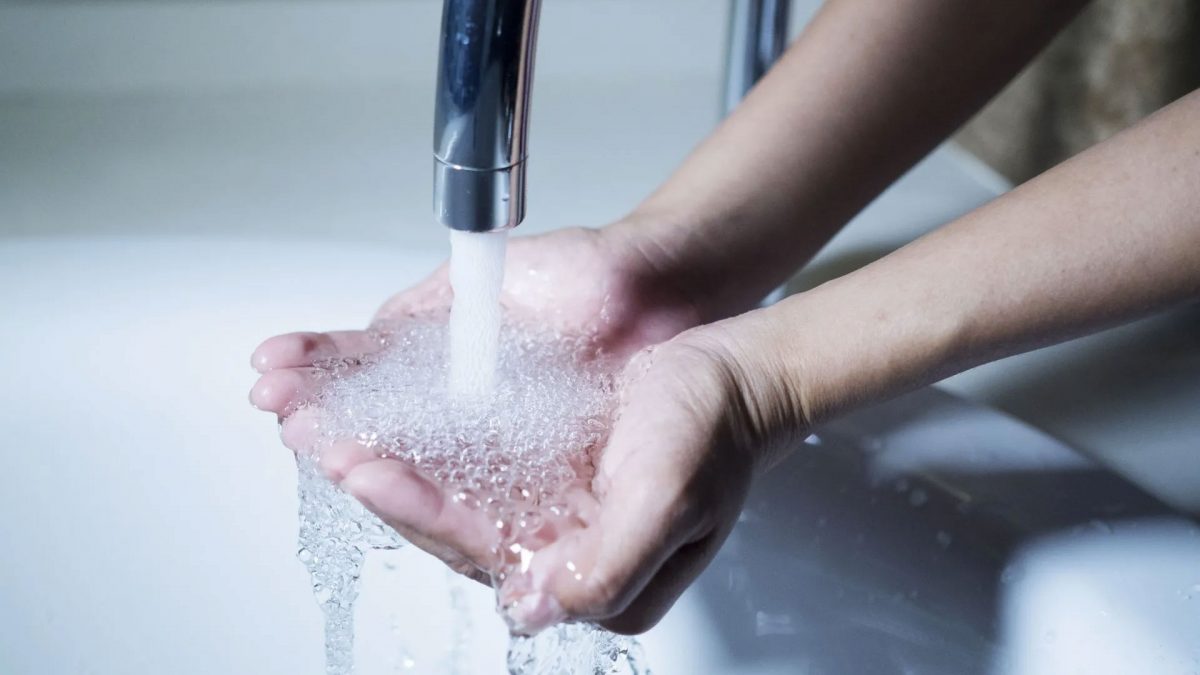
<box><xmin>249</xmin><ymin>225</ymin><xmax>782</xmax><ymax>635</ymax></box>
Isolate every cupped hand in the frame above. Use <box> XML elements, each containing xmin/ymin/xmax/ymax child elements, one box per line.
<box><xmin>250</xmin><ymin>225</ymin><xmax>804</xmax><ymax>635</ymax></box>
<box><xmin>498</xmin><ymin>318</ymin><xmax>804</xmax><ymax>634</ymax></box>
<box><xmin>248</xmin><ymin>225</ymin><xmax>707</xmax><ymax>582</ymax></box>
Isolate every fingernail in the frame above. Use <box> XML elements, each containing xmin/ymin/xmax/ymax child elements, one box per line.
<box><xmin>504</xmin><ymin>592</ymin><xmax>564</xmax><ymax>636</ymax></box>
<box><xmin>251</xmin><ymin>346</ymin><xmax>275</xmax><ymax>373</ymax></box>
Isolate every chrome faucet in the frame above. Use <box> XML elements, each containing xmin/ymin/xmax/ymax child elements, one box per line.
<box><xmin>431</xmin><ymin>0</ymin><xmax>788</xmax><ymax>233</ymax></box>
<box><xmin>433</xmin><ymin>0</ymin><xmax>542</xmax><ymax>233</ymax></box>
<box><xmin>722</xmin><ymin>0</ymin><xmax>790</xmax><ymax>117</ymax></box>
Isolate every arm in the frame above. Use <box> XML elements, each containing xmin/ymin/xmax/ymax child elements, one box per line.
<box><xmin>513</xmin><ymin>88</ymin><xmax>1200</xmax><ymax>634</ymax></box>
<box><xmin>613</xmin><ymin>0</ymin><xmax>1088</xmax><ymax>320</ymax></box>
<box><xmin>749</xmin><ymin>87</ymin><xmax>1200</xmax><ymax>431</ymax></box>
<box><xmin>253</xmin><ymin>0</ymin><xmax>1112</xmax><ymax>636</ymax></box>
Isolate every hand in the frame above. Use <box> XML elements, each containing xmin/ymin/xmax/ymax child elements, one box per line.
<box><xmin>248</xmin><ymin>224</ymin><xmax>709</xmax><ymax>583</ymax></box>
<box><xmin>499</xmin><ymin>316</ymin><xmax>804</xmax><ymax>634</ymax></box>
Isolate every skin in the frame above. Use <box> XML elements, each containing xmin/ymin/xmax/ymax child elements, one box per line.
<box><xmin>251</xmin><ymin>0</ymin><xmax>1200</xmax><ymax>636</ymax></box>
<box><xmin>250</xmin><ymin>229</ymin><xmax>708</xmax><ymax>598</ymax></box>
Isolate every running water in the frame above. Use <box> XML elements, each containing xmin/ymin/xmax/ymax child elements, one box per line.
<box><xmin>291</xmin><ymin>230</ymin><xmax>649</xmax><ymax>674</ymax></box>
<box><xmin>448</xmin><ymin>230</ymin><xmax>507</xmax><ymax>396</ymax></box>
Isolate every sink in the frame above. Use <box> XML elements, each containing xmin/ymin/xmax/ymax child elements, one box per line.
<box><xmin>1</xmin><ymin>238</ymin><xmax>1196</xmax><ymax>674</ymax></box>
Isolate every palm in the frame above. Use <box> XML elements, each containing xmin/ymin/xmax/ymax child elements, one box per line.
<box><xmin>373</xmin><ymin>227</ymin><xmax>700</xmax><ymax>358</ymax></box>
<box><xmin>250</xmin><ymin>226</ymin><xmax>702</xmax><ymax>580</ymax></box>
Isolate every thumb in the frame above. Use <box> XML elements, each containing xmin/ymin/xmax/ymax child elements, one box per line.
<box><xmin>501</xmin><ymin>457</ymin><xmax>705</xmax><ymax>635</ymax></box>
<box><xmin>500</xmin><ymin>341</ymin><xmax>729</xmax><ymax>634</ymax></box>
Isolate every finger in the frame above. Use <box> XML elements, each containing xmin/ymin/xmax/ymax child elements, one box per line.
<box><xmin>318</xmin><ymin>439</ymin><xmax>379</xmax><ymax>482</ymax></box>
<box><xmin>502</xmin><ymin>342</ymin><xmax>730</xmax><ymax>634</ymax></box>
<box><xmin>251</xmin><ymin>330</ymin><xmax>383</xmax><ymax>373</ymax></box>
<box><xmin>280</xmin><ymin>407</ymin><xmax>323</xmax><ymax>453</ymax></box>
<box><xmin>316</xmin><ymin>441</ymin><xmax>492</xmax><ymax>585</ymax></box>
<box><xmin>597</xmin><ymin>526</ymin><xmax>728</xmax><ymax>635</ymax></box>
<box><xmin>248</xmin><ymin>367</ymin><xmax>323</xmax><ymax>415</ymax></box>
<box><xmin>503</xmin><ymin>458</ymin><xmax>707</xmax><ymax>635</ymax></box>
<box><xmin>339</xmin><ymin>456</ymin><xmax>500</xmax><ymax>572</ymax></box>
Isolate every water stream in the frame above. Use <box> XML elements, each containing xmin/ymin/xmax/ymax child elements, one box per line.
<box><xmin>291</xmin><ymin>230</ymin><xmax>648</xmax><ymax>674</ymax></box>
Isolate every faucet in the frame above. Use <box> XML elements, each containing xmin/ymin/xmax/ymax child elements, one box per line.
<box><xmin>431</xmin><ymin>0</ymin><xmax>789</xmax><ymax>233</ymax></box>
<box><xmin>433</xmin><ymin>0</ymin><xmax>541</xmax><ymax>233</ymax></box>
<box><xmin>722</xmin><ymin>0</ymin><xmax>791</xmax><ymax>117</ymax></box>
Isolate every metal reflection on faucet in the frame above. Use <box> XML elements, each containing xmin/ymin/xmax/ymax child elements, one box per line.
<box><xmin>432</xmin><ymin>0</ymin><xmax>788</xmax><ymax>232</ymax></box>
<box><xmin>433</xmin><ymin>0</ymin><xmax>542</xmax><ymax>233</ymax></box>
<box><xmin>722</xmin><ymin>0</ymin><xmax>790</xmax><ymax>117</ymax></box>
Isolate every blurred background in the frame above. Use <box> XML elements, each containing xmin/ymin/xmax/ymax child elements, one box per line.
<box><xmin>2</xmin><ymin>0</ymin><xmax>821</xmax><ymax>245</ymax></box>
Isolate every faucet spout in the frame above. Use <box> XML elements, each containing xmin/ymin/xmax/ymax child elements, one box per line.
<box><xmin>433</xmin><ymin>0</ymin><xmax>543</xmax><ymax>233</ymax></box>
<box><xmin>722</xmin><ymin>0</ymin><xmax>790</xmax><ymax>117</ymax></box>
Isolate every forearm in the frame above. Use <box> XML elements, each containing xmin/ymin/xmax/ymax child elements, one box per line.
<box><xmin>739</xmin><ymin>88</ymin><xmax>1200</xmax><ymax>430</ymax></box>
<box><xmin>612</xmin><ymin>0</ymin><xmax>1087</xmax><ymax>320</ymax></box>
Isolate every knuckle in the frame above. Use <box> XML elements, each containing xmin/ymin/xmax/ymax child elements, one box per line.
<box><xmin>379</xmin><ymin>465</ymin><xmax>423</xmax><ymax>500</ymax></box>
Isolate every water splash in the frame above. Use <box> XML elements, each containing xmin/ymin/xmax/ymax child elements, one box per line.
<box><xmin>448</xmin><ymin>230</ymin><xmax>508</xmax><ymax>396</ymax></box>
<box><xmin>507</xmin><ymin>623</ymin><xmax>650</xmax><ymax>675</ymax></box>
<box><xmin>292</xmin><ymin>316</ymin><xmax>649</xmax><ymax>674</ymax></box>
<box><xmin>296</xmin><ymin>454</ymin><xmax>402</xmax><ymax>675</ymax></box>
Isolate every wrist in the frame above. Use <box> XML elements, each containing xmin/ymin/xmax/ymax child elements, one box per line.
<box><xmin>598</xmin><ymin>210</ymin><xmax>721</xmax><ymax>322</ymax></box>
<box><xmin>607</xmin><ymin>197</ymin><xmax>838</xmax><ymax>322</ymax></box>
<box><xmin>669</xmin><ymin>310</ymin><xmax>816</xmax><ymax>471</ymax></box>
<box><xmin>750</xmin><ymin>273</ymin><xmax>969</xmax><ymax>431</ymax></box>
<box><xmin>604</xmin><ymin>204</ymin><xmax>788</xmax><ymax>323</ymax></box>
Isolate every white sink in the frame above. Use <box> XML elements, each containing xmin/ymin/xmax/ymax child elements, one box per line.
<box><xmin>1</xmin><ymin>238</ymin><xmax>1196</xmax><ymax>675</ymax></box>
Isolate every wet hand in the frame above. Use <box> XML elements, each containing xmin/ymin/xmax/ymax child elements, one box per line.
<box><xmin>248</xmin><ymin>225</ymin><xmax>706</xmax><ymax>585</ymax></box>
<box><xmin>499</xmin><ymin>319</ymin><xmax>803</xmax><ymax>634</ymax></box>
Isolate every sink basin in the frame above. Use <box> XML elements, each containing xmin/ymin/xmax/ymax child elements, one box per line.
<box><xmin>1</xmin><ymin>238</ymin><xmax>1196</xmax><ymax>674</ymax></box>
